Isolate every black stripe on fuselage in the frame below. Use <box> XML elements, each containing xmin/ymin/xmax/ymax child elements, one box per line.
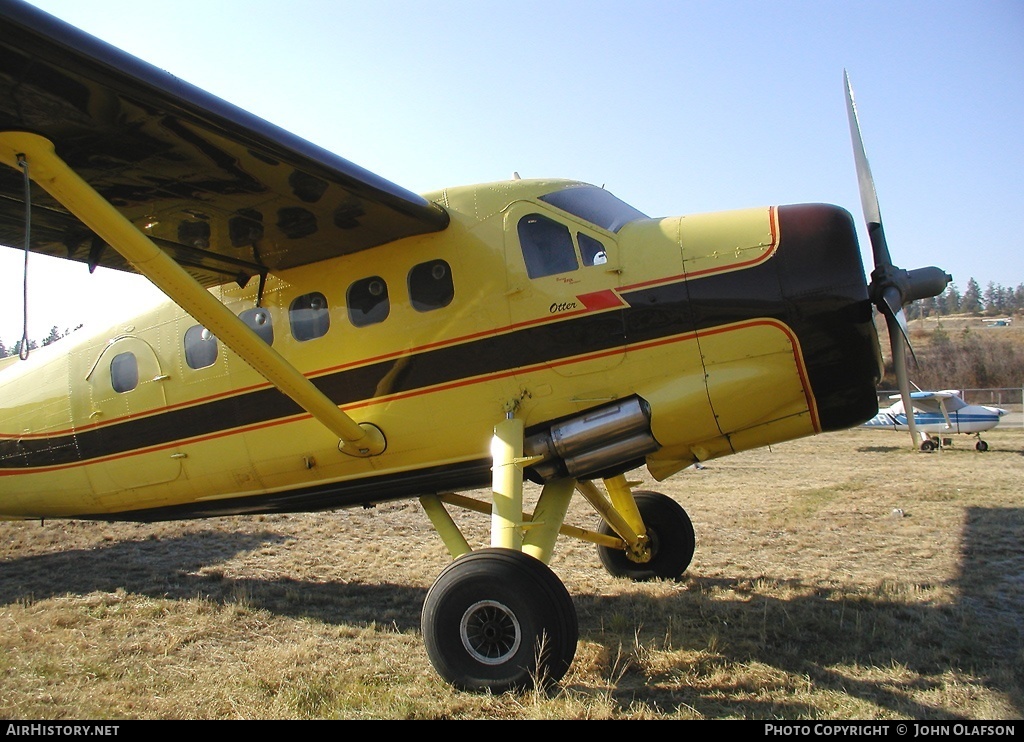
<box><xmin>620</xmin><ymin>203</ymin><xmax>879</xmax><ymax>432</ymax></box>
<box><xmin>1</xmin><ymin>204</ymin><xmax>878</xmax><ymax>481</ymax></box>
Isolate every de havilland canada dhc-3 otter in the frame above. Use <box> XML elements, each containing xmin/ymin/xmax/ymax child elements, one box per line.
<box><xmin>0</xmin><ymin>0</ymin><xmax>951</xmax><ymax>692</ymax></box>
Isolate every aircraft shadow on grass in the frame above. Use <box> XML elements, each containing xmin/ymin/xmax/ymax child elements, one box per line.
<box><xmin>2</xmin><ymin>506</ymin><xmax>1021</xmax><ymax>719</ymax></box>
<box><xmin>857</xmin><ymin>445</ymin><xmax>908</xmax><ymax>454</ymax></box>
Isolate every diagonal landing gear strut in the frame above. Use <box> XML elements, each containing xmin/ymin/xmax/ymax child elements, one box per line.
<box><xmin>417</xmin><ymin>413</ymin><xmax>698</xmax><ymax>691</ymax></box>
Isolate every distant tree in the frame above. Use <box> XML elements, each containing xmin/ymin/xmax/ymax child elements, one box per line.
<box><xmin>937</xmin><ymin>283</ymin><xmax>961</xmax><ymax>315</ymax></box>
<box><xmin>961</xmin><ymin>278</ymin><xmax>983</xmax><ymax>314</ymax></box>
<box><xmin>10</xmin><ymin>339</ymin><xmax>37</xmax><ymax>357</ymax></box>
<box><xmin>41</xmin><ymin>325</ymin><xmax>63</xmax><ymax>346</ymax></box>
<box><xmin>0</xmin><ymin>339</ymin><xmax>7</xmax><ymax>358</ymax></box>
<box><xmin>983</xmin><ymin>282</ymin><xmax>1006</xmax><ymax>316</ymax></box>
<box><xmin>919</xmin><ymin>296</ymin><xmax>937</xmax><ymax>319</ymax></box>
<box><xmin>1014</xmin><ymin>284</ymin><xmax>1024</xmax><ymax>313</ymax></box>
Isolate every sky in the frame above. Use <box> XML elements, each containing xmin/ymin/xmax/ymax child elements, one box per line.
<box><xmin>1</xmin><ymin>0</ymin><xmax>1022</xmax><ymax>345</ymax></box>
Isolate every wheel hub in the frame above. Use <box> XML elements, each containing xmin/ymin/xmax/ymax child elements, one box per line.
<box><xmin>625</xmin><ymin>532</ymin><xmax>654</xmax><ymax>564</ymax></box>
<box><xmin>460</xmin><ymin>599</ymin><xmax>521</xmax><ymax>665</ymax></box>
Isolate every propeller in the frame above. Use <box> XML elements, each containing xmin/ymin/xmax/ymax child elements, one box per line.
<box><xmin>843</xmin><ymin>70</ymin><xmax>951</xmax><ymax>450</ymax></box>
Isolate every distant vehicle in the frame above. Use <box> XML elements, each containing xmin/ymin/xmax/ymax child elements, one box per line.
<box><xmin>982</xmin><ymin>318</ymin><xmax>1013</xmax><ymax>327</ymax></box>
<box><xmin>862</xmin><ymin>390</ymin><xmax>1008</xmax><ymax>451</ymax></box>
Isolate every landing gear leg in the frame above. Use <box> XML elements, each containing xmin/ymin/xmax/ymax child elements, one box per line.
<box><xmin>584</xmin><ymin>476</ymin><xmax>696</xmax><ymax>581</ymax></box>
<box><xmin>420</xmin><ymin>414</ymin><xmax>579</xmax><ymax>692</ymax></box>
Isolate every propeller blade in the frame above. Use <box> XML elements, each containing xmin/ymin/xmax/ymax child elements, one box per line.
<box><xmin>845</xmin><ymin>69</ymin><xmax>890</xmax><ymax>268</ymax></box>
<box><xmin>844</xmin><ymin>70</ymin><xmax>951</xmax><ymax>451</ymax></box>
<box><xmin>882</xmin><ymin>285</ymin><xmax>918</xmax><ymax>365</ymax></box>
<box><xmin>887</xmin><ymin>313</ymin><xmax>920</xmax><ymax>449</ymax></box>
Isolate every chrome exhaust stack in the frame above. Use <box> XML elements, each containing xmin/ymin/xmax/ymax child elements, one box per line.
<box><xmin>524</xmin><ymin>396</ymin><xmax>660</xmax><ymax>482</ymax></box>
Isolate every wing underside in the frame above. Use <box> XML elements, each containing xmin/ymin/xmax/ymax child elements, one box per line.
<box><xmin>0</xmin><ymin>0</ymin><xmax>449</xmax><ymax>287</ymax></box>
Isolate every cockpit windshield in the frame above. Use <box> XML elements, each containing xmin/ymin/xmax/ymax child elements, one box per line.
<box><xmin>539</xmin><ymin>185</ymin><xmax>647</xmax><ymax>233</ymax></box>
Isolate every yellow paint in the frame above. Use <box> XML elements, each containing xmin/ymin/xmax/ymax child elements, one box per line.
<box><xmin>490</xmin><ymin>416</ymin><xmax>525</xmax><ymax>550</ymax></box>
<box><xmin>0</xmin><ymin>166</ymin><xmax>822</xmax><ymax>523</ymax></box>
<box><xmin>0</xmin><ymin>132</ymin><xmax>384</xmax><ymax>458</ymax></box>
<box><xmin>419</xmin><ymin>494</ymin><xmax>472</xmax><ymax>559</ymax></box>
<box><xmin>521</xmin><ymin>478</ymin><xmax>576</xmax><ymax>563</ymax></box>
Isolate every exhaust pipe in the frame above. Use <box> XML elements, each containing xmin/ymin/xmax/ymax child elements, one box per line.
<box><xmin>524</xmin><ymin>396</ymin><xmax>660</xmax><ymax>481</ymax></box>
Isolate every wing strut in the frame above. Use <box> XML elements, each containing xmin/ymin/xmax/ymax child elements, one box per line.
<box><xmin>0</xmin><ymin>131</ymin><xmax>385</xmax><ymax>457</ymax></box>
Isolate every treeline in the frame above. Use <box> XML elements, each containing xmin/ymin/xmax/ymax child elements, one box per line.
<box><xmin>0</xmin><ymin>325</ymin><xmax>78</xmax><ymax>359</ymax></box>
<box><xmin>886</xmin><ymin>325</ymin><xmax>1024</xmax><ymax>391</ymax></box>
<box><xmin>906</xmin><ymin>278</ymin><xmax>1024</xmax><ymax>320</ymax></box>
<box><xmin>892</xmin><ymin>278</ymin><xmax>1024</xmax><ymax>390</ymax></box>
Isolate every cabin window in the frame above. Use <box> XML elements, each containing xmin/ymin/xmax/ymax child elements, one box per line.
<box><xmin>518</xmin><ymin>214</ymin><xmax>578</xmax><ymax>278</ymax></box>
<box><xmin>110</xmin><ymin>352</ymin><xmax>138</xmax><ymax>393</ymax></box>
<box><xmin>184</xmin><ymin>325</ymin><xmax>218</xmax><ymax>369</ymax></box>
<box><xmin>347</xmin><ymin>276</ymin><xmax>389</xmax><ymax>327</ymax></box>
<box><xmin>240</xmin><ymin>307</ymin><xmax>274</xmax><ymax>345</ymax></box>
<box><xmin>409</xmin><ymin>259</ymin><xmax>454</xmax><ymax>312</ymax></box>
<box><xmin>290</xmin><ymin>292</ymin><xmax>331</xmax><ymax>341</ymax></box>
<box><xmin>578</xmin><ymin>233</ymin><xmax>608</xmax><ymax>266</ymax></box>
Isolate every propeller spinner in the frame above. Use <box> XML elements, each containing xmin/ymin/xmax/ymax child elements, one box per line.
<box><xmin>843</xmin><ymin>71</ymin><xmax>951</xmax><ymax>450</ymax></box>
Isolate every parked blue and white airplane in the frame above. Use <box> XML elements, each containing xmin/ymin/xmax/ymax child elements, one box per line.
<box><xmin>862</xmin><ymin>390</ymin><xmax>1008</xmax><ymax>451</ymax></box>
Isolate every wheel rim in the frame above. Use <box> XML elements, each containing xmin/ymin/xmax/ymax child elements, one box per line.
<box><xmin>460</xmin><ymin>599</ymin><xmax>521</xmax><ymax>665</ymax></box>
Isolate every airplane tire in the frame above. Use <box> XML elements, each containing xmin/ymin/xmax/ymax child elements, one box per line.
<box><xmin>421</xmin><ymin>548</ymin><xmax>578</xmax><ymax>693</ymax></box>
<box><xmin>976</xmin><ymin>440</ymin><xmax>989</xmax><ymax>452</ymax></box>
<box><xmin>920</xmin><ymin>439</ymin><xmax>936</xmax><ymax>452</ymax></box>
<box><xmin>596</xmin><ymin>491</ymin><xmax>695</xmax><ymax>580</ymax></box>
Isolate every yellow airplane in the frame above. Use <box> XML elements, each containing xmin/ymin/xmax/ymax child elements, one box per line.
<box><xmin>0</xmin><ymin>0</ymin><xmax>950</xmax><ymax>692</ymax></box>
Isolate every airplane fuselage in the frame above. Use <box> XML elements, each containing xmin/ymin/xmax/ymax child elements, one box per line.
<box><xmin>862</xmin><ymin>407</ymin><xmax>1006</xmax><ymax>434</ymax></box>
<box><xmin>1</xmin><ymin>180</ymin><xmax>881</xmax><ymax>521</ymax></box>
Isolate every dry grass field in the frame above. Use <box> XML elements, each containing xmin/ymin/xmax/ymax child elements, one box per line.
<box><xmin>2</xmin><ymin>424</ymin><xmax>1022</xmax><ymax>720</ymax></box>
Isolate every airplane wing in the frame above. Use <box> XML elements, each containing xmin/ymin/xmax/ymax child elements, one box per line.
<box><xmin>905</xmin><ymin>392</ymin><xmax>949</xmax><ymax>416</ymax></box>
<box><xmin>0</xmin><ymin>0</ymin><xmax>450</xmax><ymax>456</ymax></box>
<box><xmin>0</xmin><ymin>0</ymin><xmax>449</xmax><ymax>287</ymax></box>
<box><xmin>886</xmin><ymin>390</ymin><xmax>959</xmax><ymax>413</ymax></box>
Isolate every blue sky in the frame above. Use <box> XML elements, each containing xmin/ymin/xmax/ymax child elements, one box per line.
<box><xmin>2</xmin><ymin>0</ymin><xmax>1022</xmax><ymax>344</ymax></box>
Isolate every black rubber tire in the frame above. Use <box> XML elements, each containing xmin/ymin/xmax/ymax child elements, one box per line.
<box><xmin>421</xmin><ymin>548</ymin><xmax>578</xmax><ymax>693</ymax></box>
<box><xmin>976</xmin><ymin>440</ymin><xmax>989</xmax><ymax>452</ymax></box>
<box><xmin>596</xmin><ymin>490</ymin><xmax>695</xmax><ymax>580</ymax></box>
<box><xmin>920</xmin><ymin>439</ymin><xmax>936</xmax><ymax>452</ymax></box>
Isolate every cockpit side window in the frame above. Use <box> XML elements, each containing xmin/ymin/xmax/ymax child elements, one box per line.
<box><xmin>518</xmin><ymin>214</ymin><xmax>578</xmax><ymax>279</ymax></box>
<box><xmin>578</xmin><ymin>232</ymin><xmax>608</xmax><ymax>266</ymax></box>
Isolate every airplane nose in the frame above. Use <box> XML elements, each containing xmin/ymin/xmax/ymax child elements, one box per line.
<box><xmin>773</xmin><ymin>203</ymin><xmax>880</xmax><ymax>431</ymax></box>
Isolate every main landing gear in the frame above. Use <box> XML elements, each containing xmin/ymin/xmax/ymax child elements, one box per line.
<box><xmin>418</xmin><ymin>416</ymin><xmax>696</xmax><ymax>692</ymax></box>
<box><xmin>918</xmin><ymin>433</ymin><xmax>991</xmax><ymax>452</ymax></box>
<box><xmin>421</xmin><ymin>548</ymin><xmax>578</xmax><ymax>693</ymax></box>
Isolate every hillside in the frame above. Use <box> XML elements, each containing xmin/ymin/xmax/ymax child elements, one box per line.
<box><xmin>876</xmin><ymin>311</ymin><xmax>1024</xmax><ymax>392</ymax></box>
